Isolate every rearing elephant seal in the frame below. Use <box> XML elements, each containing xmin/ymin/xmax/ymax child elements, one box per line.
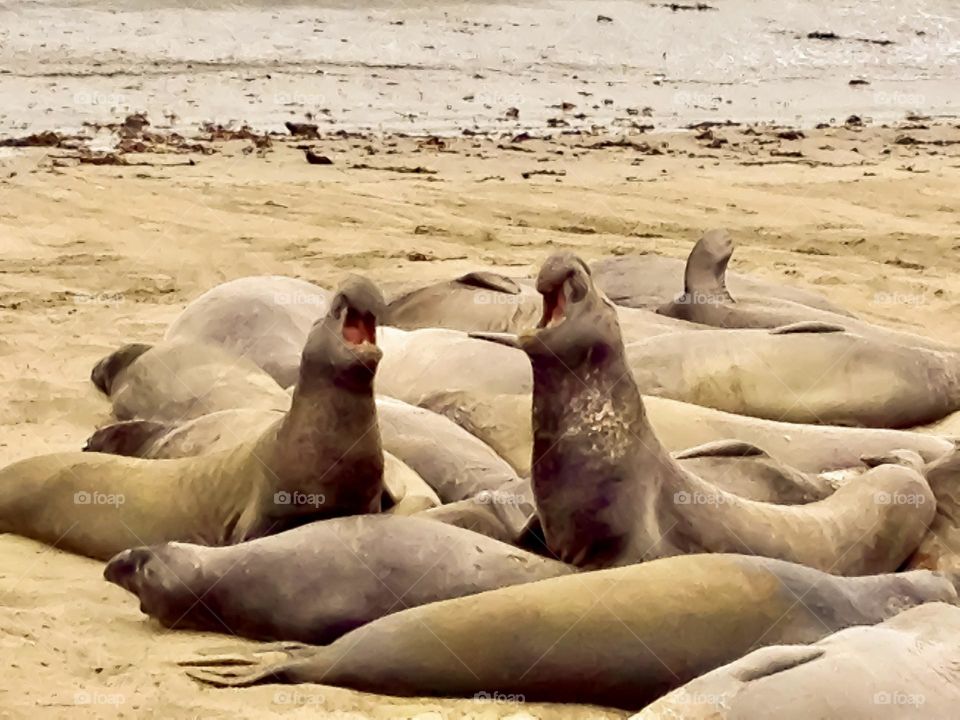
<box><xmin>165</xmin><ymin>275</ymin><xmax>330</xmax><ymax>386</ymax></box>
<box><xmin>0</xmin><ymin>277</ymin><xmax>386</xmax><ymax>561</ymax></box>
<box><xmin>477</xmin><ymin>253</ymin><xmax>934</xmax><ymax>573</ymax></box>
<box><xmin>182</xmin><ymin>553</ymin><xmax>957</xmax><ymax>710</ymax></box>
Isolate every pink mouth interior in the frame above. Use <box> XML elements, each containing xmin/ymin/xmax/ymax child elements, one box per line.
<box><xmin>540</xmin><ymin>288</ymin><xmax>567</xmax><ymax>328</ymax></box>
<box><xmin>342</xmin><ymin>309</ymin><xmax>376</xmax><ymax>346</ymax></box>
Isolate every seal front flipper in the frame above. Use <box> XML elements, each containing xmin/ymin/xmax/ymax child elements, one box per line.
<box><xmin>769</xmin><ymin>320</ymin><xmax>846</xmax><ymax>335</ymax></box>
<box><xmin>456</xmin><ymin>272</ymin><xmax>521</xmax><ymax>295</ymax></box>
<box><xmin>469</xmin><ymin>331</ymin><xmax>522</xmax><ymax>349</ymax></box>
<box><xmin>83</xmin><ymin>420</ymin><xmax>173</xmax><ymax>457</ymax></box>
<box><xmin>673</xmin><ymin>439</ymin><xmax>768</xmax><ymax>460</ymax></box>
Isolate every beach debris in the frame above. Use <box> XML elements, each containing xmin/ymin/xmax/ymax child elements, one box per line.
<box><xmin>521</xmin><ymin>169</ymin><xmax>566</xmax><ymax>179</ymax></box>
<box><xmin>504</xmin><ymin>107</ymin><xmax>520</xmax><ymax>120</ymax></box>
<box><xmin>849</xmin><ymin>78</ymin><xmax>870</xmax><ymax>86</ymax></box>
<box><xmin>0</xmin><ymin>131</ymin><xmax>67</xmax><ymax>148</ymax></box>
<box><xmin>304</xmin><ymin>149</ymin><xmax>334</xmax><ymax>165</ymax></box>
<box><xmin>285</xmin><ymin>122</ymin><xmax>320</xmax><ymax>138</ymax></box>
<box><xmin>660</xmin><ymin>3</ymin><xmax>716</xmax><ymax>10</ymax></box>
<box><xmin>596</xmin><ymin>14</ymin><xmax>613</xmax><ymax>23</ymax></box>
<box><xmin>845</xmin><ymin>115</ymin><xmax>865</xmax><ymax>127</ymax></box>
<box><xmin>349</xmin><ymin>164</ymin><xmax>436</xmax><ymax>174</ymax></box>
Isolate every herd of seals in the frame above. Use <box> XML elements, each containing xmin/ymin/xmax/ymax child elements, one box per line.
<box><xmin>2</xmin><ymin>229</ymin><xmax>960</xmax><ymax>716</ymax></box>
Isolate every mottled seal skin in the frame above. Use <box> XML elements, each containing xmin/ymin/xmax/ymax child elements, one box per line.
<box><xmin>104</xmin><ymin>514</ymin><xmax>572</xmax><ymax>644</ymax></box>
<box><xmin>90</xmin><ymin>341</ymin><xmax>290</xmax><ymax>423</ymax></box>
<box><xmin>633</xmin><ymin>602</ymin><xmax>960</xmax><ymax>720</ymax></box>
<box><xmin>491</xmin><ymin>252</ymin><xmax>934</xmax><ymax>573</ymax></box>
<box><xmin>165</xmin><ymin>275</ymin><xmax>330</xmax><ymax>386</ymax></box>
<box><xmin>0</xmin><ymin>277</ymin><xmax>386</xmax><ymax>561</ymax></box>
<box><xmin>181</xmin><ymin>553</ymin><xmax>957</xmax><ymax>710</ymax></box>
<box><xmin>658</xmin><ymin>228</ymin><xmax>954</xmax><ymax>352</ymax></box>
<box><xmin>590</xmin><ymin>231</ymin><xmax>854</xmax><ymax>315</ymax></box>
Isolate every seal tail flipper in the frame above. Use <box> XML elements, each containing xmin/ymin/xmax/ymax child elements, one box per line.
<box><xmin>860</xmin><ymin>449</ymin><xmax>925</xmax><ymax>471</ymax></box>
<box><xmin>83</xmin><ymin>420</ymin><xmax>173</xmax><ymax>457</ymax></box>
<box><xmin>769</xmin><ymin>320</ymin><xmax>846</xmax><ymax>335</ymax></box>
<box><xmin>468</xmin><ymin>331</ymin><xmax>522</xmax><ymax>349</ymax></box>
<box><xmin>456</xmin><ymin>271</ymin><xmax>522</xmax><ymax>295</ymax></box>
<box><xmin>682</xmin><ymin>228</ymin><xmax>735</xmax><ymax>301</ymax></box>
<box><xmin>181</xmin><ymin>642</ymin><xmax>315</xmax><ymax>688</ymax></box>
<box><xmin>673</xmin><ymin>439</ymin><xmax>769</xmax><ymax>460</ymax></box>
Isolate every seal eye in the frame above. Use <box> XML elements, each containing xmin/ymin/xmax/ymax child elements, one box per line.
<box><xmin>342</xmin><ymin>308</ymin><xmax>377</xmax><ymax>346</ymax></box>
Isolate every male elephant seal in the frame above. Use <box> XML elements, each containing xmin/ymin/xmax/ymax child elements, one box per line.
<box><xmin>91</xmin><ymin>341</ymin><xmax>289</xmax><ymax>423</ymax></box>
<box><xmin>633</xmin><ymin>602</ymin><xmax>960</xmax><ymax>719</ymax></box>
<box><xmin>906</xmin><ymin>451</ymin><xmax>960</xmax><ymax>573</ymax></box>
<box><xmin>165</xmin><ymin>275</ymin><xmax>329</xmax><ymax>386</ymax></box>
<box><xmin>658</xmin><ymin>229</ymin><xmax>953</xmax><ymax>352</ymax></box>
<box><xmin>590</xmin><ymin>231</ymin><xmax>853</xmax><ymax>315</ymax></box>
<box><xmin>477</xmin><ymin>253</ymin><xmax>934</xmax><ymax>572</ymax></box>
<box><xmin>182</xmin><ymin>553</ymin><xmax>956</xmax><ymax>710</ymax></box>
<box><xmin>0</xmin><ymin>277</ymin><xmax>386</xmax><ymax>560</ymax></box>
<box><xmin>84</xmin><ymin>396</ymin><xmax>520</xmax><ymax>505</ymax></box>
<box><xmin>104</xmin><ymin>514</ymin><xmax>571</xmax><ymax>644</ymax></box>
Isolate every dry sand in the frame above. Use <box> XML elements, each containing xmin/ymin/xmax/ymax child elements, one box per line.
<box><xmin>1</xmin><ymin>118</ymin><xmax>959</xmax><ymax>718</ymax></box>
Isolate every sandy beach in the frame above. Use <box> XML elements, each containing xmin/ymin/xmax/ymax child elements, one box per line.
<box><xmin>2</xmin><ymin>0</ymin><xmax>960</xmax><ymax>717</ymax></box>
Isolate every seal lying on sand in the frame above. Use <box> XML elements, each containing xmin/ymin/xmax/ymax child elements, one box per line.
<box><xmin>906</xmin><ymin>452</ymin><xmax>960</xmax><ymax>573</ymax></box>
<box><xmin>85</xmin><ymin>396</ymin><xmax>519</xmax><ymax>505</ymax></box>
<box><xmin>633</xmin><ymin>602</ymin><xmax>960</xmax><ymax>720</ymax></box>
<box><xmin>590</xmin><ymin>231</ymin><xmax>853</xmax><ymax>315</ymax></box>
<box><xmin>385</xmin><ymin>271</ymin><xmax>697</xmax><ymax>340</ymax></box>
<box><xmin>165</xmin><ymin>275</ymin><xmax>329</xmax><ymax>386</ymax></box>
<box><xmin>105</xmin><ymin>514</ymin><xmax>571</xmax><ymax>644</ymax></box>
<box><xmin>182</xmin><ymin>553</ymin><xmax>957</xmax><ymax>710</ymax></box>
<box><xmin>658</xmin><ymin>229</ymin><xmax>952</xmax><ymax>352</ymax></box>
<box><xmin>91</xmin><ymin>341</ymin><xmax>289</xmax><ymax>423</ymax></box>
<box><xmin>0</xmin><ymin>277</ymin><xmax>386</xmax><ymax>560</ymax></box>
<box><xmin>422</xmin><ymin>390</ymin><xmax>953</xmax><ymax>477</ymax></box>
<box><xmin>477</xmin><ymin>253</ymin><xmax>934</xmax><ymax>572</ymax></box>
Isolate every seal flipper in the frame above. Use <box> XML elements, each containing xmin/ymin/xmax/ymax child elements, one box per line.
<box><xmin>456</xmin><ymin>272</ymin><xmax>522</xmax><ymax>295</ymax></box>
<box><xmin>769</xmin><ymin>321</ymin><xmax>846</xmax><ymax>335</ymax></box>
<box><xmin>729</xmin><ymin>644</ymin><xmax>826</xmax><ymax>683</ymax></box>
<box><xmin>682</xmin><ymin>228</ymin><xmax>736</xmax><ymax>301</ymax></box>
<box><xmin>182</xmin><ymin>643</ymin><xmax>318</xmax><ymax>688</ymax></box>
<box><xmin>673</xmin><ymin>439</ymin><xmax>769</xmax><ymax>460</ymax></box>
<box><xmin>469</xmin><ymin>331</ymin><xmax>522</xmax><ymax>349</ymax></box>
<box><xmin>83</xmin><ymin>420</ymin><xmax>173</xmax><ymax>457</ymax></box>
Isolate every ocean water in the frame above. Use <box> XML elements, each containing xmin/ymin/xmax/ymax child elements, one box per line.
<box><xmin>0</xmin><ymin>0</ymin><xmax>958</xmax><ymax>134</ymax></box>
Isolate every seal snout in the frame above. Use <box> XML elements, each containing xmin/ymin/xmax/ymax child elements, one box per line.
<box><xmin>103</xmin><ymin>547</ymin><xmax>151</xmax><ymax>592</ymax></box>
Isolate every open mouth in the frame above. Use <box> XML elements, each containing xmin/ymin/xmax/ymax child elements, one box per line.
<box><xmin>341</xmin><ymin>307</ymin><xmax>377</xmax><ymax>346</ymax></box>
<box><xmin>539</xmin><ymin>287</ymin><xmax>567</xmax><ymax>329</ymax></box>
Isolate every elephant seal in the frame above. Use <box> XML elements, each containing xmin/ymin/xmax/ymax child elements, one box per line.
<box><xmin>85</xmin><ymin>396</ymin><xmax>519</xmax><ymax>504</ymax></box>
<box><xmin>624</xmin><ymin>323</ymin><xmax>960</xmax><ymax>427</ymax></box>
<box><xmin>478</xmin><ymin>252</ymin><xmax>934</xmax><ymax>572</ymax></box>
<box><xmin>658</xmin><ymin>229</ymin><xmax>952</xmax><ymax>352</ymax></box>
<box><xmin>104</xmin><ymin>514</ymin><xmax>571</xmax><ymax>644</ymax></box>
<box><xmin>165</xmin><ymin>275</ymin><xmax>329</xmax><ymax>386</ymax></box>
<box><xmin>90</xmin><ymin>341</ymin><xmax>289</xmax><ymax>423</ymax></box>
<box><xmin>422</xmin><ymin>390</ymin><xmax>953</xmax><ymax>478</ymax></box>
<box><xmin>182</xmin><ymin>553</ymin><xmax>957</xmax><ymax>710</ymax></box>
<box><xmin>384</xmin><ymin>272</ymin><xmax>697</xmax><ymax>340</ymax></box>
<box><xmin>590</xmin><ymin>231</ymin><xmax>854</xmax><ymax>315</ymax></box>
<box><xmin>633</xmin><ymin>602</ymin><xmax>960</xmax><ymax>719</ymax></box>
<box><xmin>906</xmin><ymin>451</ymin><xmax>960</xmax><ymax>573</ymax></box>
<box><xmin>0</xmin><ymin>277</ymin><xmax>386</xmax><ymax>560</ymax></box>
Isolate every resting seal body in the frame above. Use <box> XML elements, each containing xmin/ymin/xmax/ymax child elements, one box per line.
<box><xmin>591</xmin><ymin>232</ymin><xmax>853</xmax><ymax>315</ymax></box>
<box><xmin>633</xmin><ymin>602</ymin><xmax>960</xmax><ymax>719</ymax></box>
<box><xmin>91</xmin><ymin>341</ymin><xmax>289</xmax><ymax>423</ymax></box>
<box><xmin>0</xmin><ymin>278</ymin><xmax>385</xmax><ymax>560</ymax></box>
<box><xmin>658</xmin><ymin>229</ymin><xmax>953</xmax><ymax>352</ymax></box>
<box><xmin>104</xmin><ymin>514</ymin><xmax>571</xmax><ymax>643</ymax></box>
<box><xmin>182</xmin><ymin>553</ymin><xmax>957</xmax><ymax>710</ymax></box>
<box><xmin>165</xmin><ymin>275</ymin><xmax>329</xmax><ymax>386</ymax></box>
<box><xmin>484</xmin><ymin>253</ymin><xmax>934</xmax><ymax>573</ymax></box>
